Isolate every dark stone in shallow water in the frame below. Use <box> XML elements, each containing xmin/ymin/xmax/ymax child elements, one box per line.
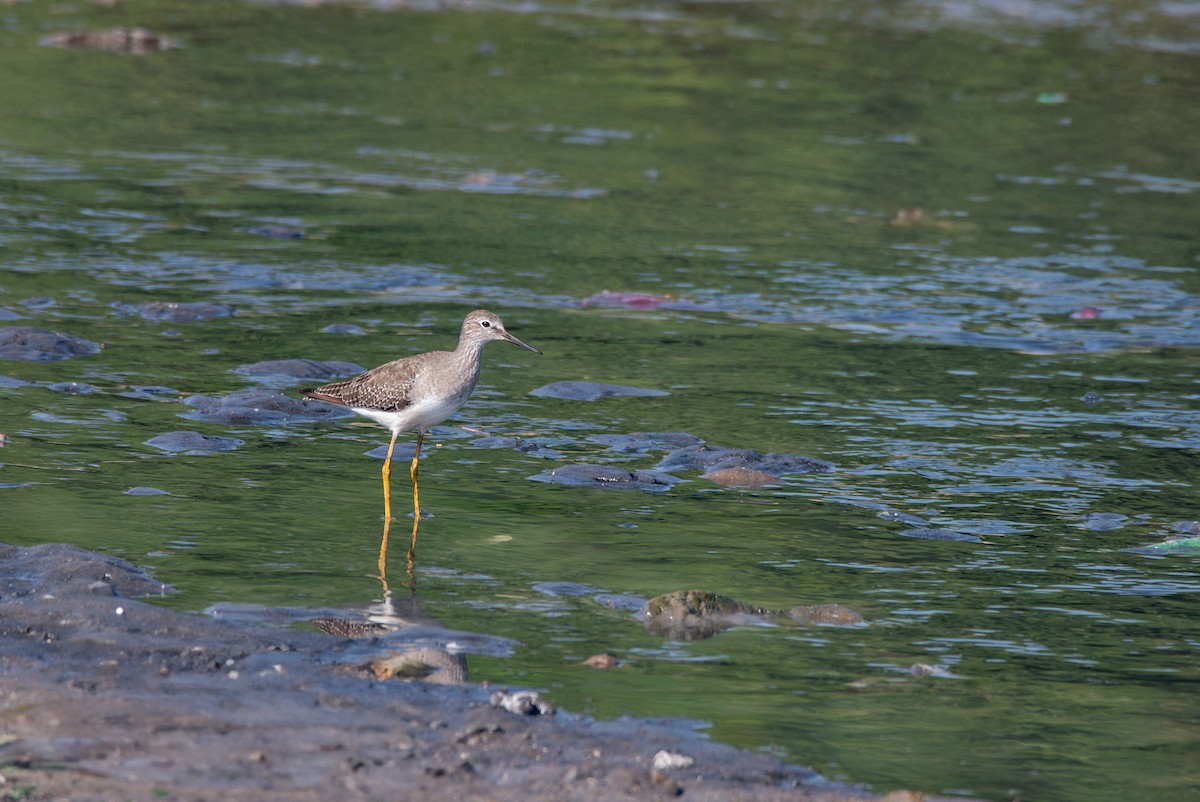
<box><xmin>46</xmin><ymin>381</ymin><xmax>99</xmax><ymax>395</ymax></box>
<box><xmin>19</xmin><ymin>297</ymin><xmax>56</xmax><ymax>309</ymax></box>
<box><xmin>112</xmin><ymin>301</ymin><xmax>234</xmax><ymax>322</ymax></box>
<box><xmin>527</xmin><ymin>463</ymin><xmax>680</xmax><ymax>492</ymax></box>
<box><xmin>124</xmin><ymin>486</ymin><xmax>172</xmax><ymax>496</ymax></box>
<box><xmin>529</xmin><ymin>381</ymin><xmax>669</xmax><ymax>401</ymax></box>
<box><xmin>244</xmin><ymin>224</ymin><xmax>304</xmax><ymax>240</ymax></box>
<box><xmin>183</xmin><ymin>388</ymin><xmax>352</xmax><ymax>425</ymax></box>
<box><xmin>656</xmin><ymin>444</ymin><xmax>832</xmax><ymax>476</ymax></box>
<box><xmin>593</xmin><ymin>593</ymin><xmax>647</xmax><ymax>612</ymax></box>
<box><xmin>364</xmin><ymin>442</ymin><xmax>419</xmax><ymax>461</ymax></box>
<box><xmin>118</xmin><ymin>385</ymin><xmax>180</xmax><ymax>401</ymax></box>
<box><xmin>1081</xmin><ymin>512</ymin><xmax>1128</xmax><ymax>531</ymax></box>
<box><xmin>898</xmin><ymin>527</ymin><xmax>981</xmax><ymax>542</ymax></box>
<box><xmin>530</xmin><ymin>581</ymin><xmax>603</xmax><ymax>597</ymax></box>
<box><xmin>877</xmin><ymin>509</ymin><xmax>929</xmax><ymax>526</ymax></box>
<box><xmin>0</xmin><ymin>542</ymin><xmax>171</xmax><ymax>597</ymax></box>
<box><xmin>590</xmin><ymin>431</ymin><xmax>704</xmax><ymax>453</ymax></box>
<box><xmin>144</xmin><ymin>431</ymin><xmax>244</xmax><ymax>453</ymax></box>
<box><xmin>0</xmin><ymin>327</ymin><xmax>101</xmax><ymax>362</ymax></box>
<box><xmin>470</xmin><ymin>435</ymin><xmax>563</xmax><ymax>459</ymax></box>
<box><xmin>640</xmin><ymin>590</ymin><xmax>865</xmax><ymax>642</ymax></box>
<box><xmin>231</xmin><ymin>358</ymin><xmax>364</xmax><ymax>380</ymax></box>
<box><xmin>321</xmin><ymin>323</ymin><xmax>366</xmax><ymax>335</ymax></box>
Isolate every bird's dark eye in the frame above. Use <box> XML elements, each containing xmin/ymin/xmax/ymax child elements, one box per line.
<box><xmin>480</xmin><ymin>320</ymin><xmax>491</xmax><ymax>328</ymax></box>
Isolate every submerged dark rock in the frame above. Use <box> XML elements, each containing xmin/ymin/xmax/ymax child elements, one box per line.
<box><xmin>897</xmin><ymin>527</ymin><xmax>981</xmax><ymax>542</ymax></box>
<box><xmin>117</xmin><ymin>384</ymin><xmax>180</xmax><ymax>401</ymax></box>
<box><xmin>46</xmin><ymin>381</ymin><xmax>99</xmax><ymax>394</ymax></box>
<box><xmin>112</xmin><ymin>301</ymin><xmax>234</xmax><ymax>322</ymax></box>
<box><xmin>0</xmin><ymin>326</ymin><xmax>101</xmax><ymax>361</ymax></box>
<box><xmin>244</xmin><ymin>224</ymin><xmax>304</xmax><ymax>240</ymax></box>
<box><xmin>470</xmin><ymin>435</ymin><xmax>564</xmax><ymax>459</ymax></box>
<box><xmin>529</xmin><ymin>381</ymin><xmax>669</xmax><ymax>401</ymax></box>
<box><xmin>876</xmin><ymin>509</ymin><xmax>929</xmax><ymax>526</ymax></box>
<box><xmin>1081</xmin><ymin>512</ymin><xmax>1128</xmax><ymax>531</ymax></box>
<box><xmin>528</xmin><ymin>463</ymin><xmax>680</xmax><ymax>492</ymax></box>
<box><xmin>183</xmin><ymin>388</ymin><xmax>353</xmax><ymax>424</ymax></box>
<box><xmin>656</xmin><ymin>444</ymin><xmax>833</xmax><ymax>476</ymax></box>
<box><xmin>530</xmin><ymin>581</ymin><xmax>603</xmax><ymax>598</ymax></box>
<box><xmin>144</xmin><ymin>431</ymin><xmax>244</xmax><ymax>453</ymax></box>
<box><xmin>590</xmin><ymin>431</ymin><xmax>704</xmax><ymax>453</ymax></box>
<box><xmin>321</xmin><ymin>323</ymin><xmax>367</xmax><ymax>335</ymax></box>
<box><xmin>0</xmin><ymin>541</ymin><xmax>935</xmax><ymax>801</ymax></box>
<box><xmin>231</xmin><ymin>358</ymin><xmax>364</xmax><ymax>380</ymax></box>
<box><xmin>640</xmin><ymin>590</ymin><xmax>864</xmax><ymax>641</ymax></box>
<box><xmin>0</xmin><ymin>542</ymin><xmax>171</xmax><ymax>598</ymax></box>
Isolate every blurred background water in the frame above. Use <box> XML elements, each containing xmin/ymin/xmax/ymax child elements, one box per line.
<box><xmin>1</xmin><ymin>1</ymin><xmax>1198</xmax><ymax>799</ymax></box>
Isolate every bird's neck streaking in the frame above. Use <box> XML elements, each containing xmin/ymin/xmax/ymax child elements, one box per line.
<box><xmin>453</xmin><ymin>330</ymin><xmax>489</xmax><ymax>359</ymax></box>
<box><xmin>451</xmin><ymin>334</ymin><xmax>490</xmax><ymax>376</ymax></box>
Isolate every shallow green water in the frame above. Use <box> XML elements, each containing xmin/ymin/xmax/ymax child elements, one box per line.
<box><xmin>2</xmin><ymin>1</ymin><xmax>1199</xmax><ymax>800</ymax></box>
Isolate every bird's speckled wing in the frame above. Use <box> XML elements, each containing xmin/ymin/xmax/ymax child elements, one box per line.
<box><xmin>301</xmin><ymin>354</ymin><xmax>436</xmax><ymax>412</ymax></box>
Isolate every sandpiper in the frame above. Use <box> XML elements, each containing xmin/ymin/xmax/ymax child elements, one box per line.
<box><xmin>302</xmin><ymin>310</ymin><xmax>541</xmax><ymax>573</ymax></box>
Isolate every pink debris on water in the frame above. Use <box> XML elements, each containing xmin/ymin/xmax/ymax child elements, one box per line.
<box><xmin>580</xmin><ymin>290</ymin><xmax>700</xmax><ymax>310</ymax></box>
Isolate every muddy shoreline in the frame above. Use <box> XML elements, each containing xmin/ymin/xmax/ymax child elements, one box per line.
<box><xmin>0</xmin><ymin>542</ymin><xmax>972</xmax><ymax>801</ymax></box>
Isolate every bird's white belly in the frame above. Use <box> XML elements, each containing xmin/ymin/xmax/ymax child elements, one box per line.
<box><xmin>352</xmin><ymin>393</ymin><xmax>467</xmax><ymax>435</ymax></box>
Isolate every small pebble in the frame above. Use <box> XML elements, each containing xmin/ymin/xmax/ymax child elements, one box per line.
<box><xmin>490</xmin><ymin>690</ymin><xmax>553</xmax><ymax>716</ymax></box>
<box><xmin>582</xmin><ymin>654</ymin><xmax>616</xmax><ymax>669</ymax></box>
<box><xmin>652</xmin><ymin>750</ymin><xmax>695</xmax><ymax>772</ymax></box>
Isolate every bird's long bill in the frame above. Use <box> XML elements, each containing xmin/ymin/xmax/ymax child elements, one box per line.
<box><xmin>503</xmin><ymin>331</ymin><xmax>542</xmax><ymax>355</ymax></box>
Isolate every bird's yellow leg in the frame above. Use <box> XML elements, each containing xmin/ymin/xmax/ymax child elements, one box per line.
<box><xmin>407</xmin><ymin>430</ymin><xmax>424</xmax><ymax>567</ymax></box>
<box><xmin>407</xmin><ymin>515</ymin><xmax>419</xmax><ymax>576</ymax></box>
<box><xmin>378</xmin><ymin>429</ymin><xmax>399</xmax><ymax>578</ymax></box>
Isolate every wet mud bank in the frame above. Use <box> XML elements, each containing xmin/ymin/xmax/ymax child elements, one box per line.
<box><xmin>0</xmin><ymin>543</ymin><xmax>969</xmax><ymax>802</ymax></box>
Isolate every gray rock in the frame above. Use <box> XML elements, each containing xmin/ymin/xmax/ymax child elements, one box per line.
<box><xmin>640</xmin><ymin>590</ymin><xmax>864</xmax><ymax>641</ymax></box>
<box><xmin>529</xmin><ymin>381</ymin><xmax>669</xmax><ymax>401</ymax></box>
<box><xmin>112</xmin><ymin>301</ymin><xmax>234</xmax><ymax>322</ymax></box>
<box><xmin>897</xmin><ymin>528</ymin><xmax>981</xmax><ymax>542</ymax></box>
<box><xmin>590</xmin><ymin>432</ymin><xmax>704</xmax><ymax>453</ymax></box>
<box><xmin>656</xmin><ymin>444</ymin><xmax>832</xmax><ymax>475</ymax></box>
<box><xmin>528</xmin><ymin>463</ymin><xmax>680</xmax><ymax>492</ymax></box>
<box><xmin>231</xmin><ymin>358</ymin><xmax>364</xmax><ymax>379</ymax></box>
<box><xmin>183</xmin><ymin>388</ymin><xmax>352</xmax><ymax>425</ymax></box>
<box><xmin>0</xmin><ymin>327</ymin><xmax>101</xmax><ymax>361</ymax></box>
<box><xmin>145</xmin><ymin>431</ymin><xmax>244</xmax><ymax>453</ymax></box>
<box><xmin>46</xmin><ymin>381</ymin><xmax>99</xmax><ymax>395</ymax></box>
